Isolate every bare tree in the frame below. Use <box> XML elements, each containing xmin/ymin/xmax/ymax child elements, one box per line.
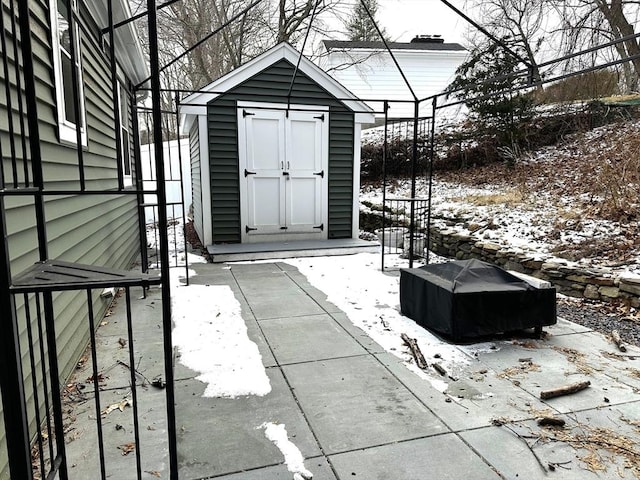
<box><xmin>550</xmin><ymin>0</ymin><xmax>640</xmax><ymax>92</ymax></box>
<box><xmin>467</xmin><ymin>0</ymin><xmax>549</xmax><ymax>86</ymax></box>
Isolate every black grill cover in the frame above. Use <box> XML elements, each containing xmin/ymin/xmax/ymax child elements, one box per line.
<box><xmin>400</xmin><ymin>259</ymin><xmax>556</xmax><ymax>341</ymax></box>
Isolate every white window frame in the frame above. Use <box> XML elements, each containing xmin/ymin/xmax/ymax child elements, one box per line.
<box><xmin>50</xmin><ymin>0</ymin><xmax>87</xmax><ymax>145</ymax></box>
<box><xmin>117</xmin><ymin>81</ymin><xmax>133</xmax><ymax>186</ymax></box>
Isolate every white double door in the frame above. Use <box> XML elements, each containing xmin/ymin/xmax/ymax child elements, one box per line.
<box><xmin>239</xmin><ymin>104</ymin><xmax>328</xmax><ymax>241</ymax></box>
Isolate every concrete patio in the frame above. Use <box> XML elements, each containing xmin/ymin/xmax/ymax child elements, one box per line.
<box><xmin>62</xmin><ymin>260</ymin><xmax>640</xmax><ymax>480</ymax></box>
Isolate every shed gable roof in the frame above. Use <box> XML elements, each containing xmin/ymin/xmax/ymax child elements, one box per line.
<box><xmin>180</xmin><ymin>42</ymin><xmax>374</xmax><ymax>128</ymax></box>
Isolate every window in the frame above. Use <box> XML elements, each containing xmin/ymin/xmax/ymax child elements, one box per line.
<box><xmin>50</xmin><ymin>0</ymin><xmax>86</xmax><ymax>145</ymax></box>
<box><xmin>118</xmin><ymin>81</ymin><xmax>133</xmax><ymax>186</ymax></box>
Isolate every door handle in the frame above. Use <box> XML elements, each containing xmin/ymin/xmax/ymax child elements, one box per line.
<box><xmin>282</xmin><ymin>171</ymin><xmax>289</xmax><ymax>176</ymax></box>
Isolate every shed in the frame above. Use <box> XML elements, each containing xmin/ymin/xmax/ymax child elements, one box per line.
<box><xmin>181</xmin><ymin>43</ymin><xmax>375</xmax><ymax>256</ymax></box>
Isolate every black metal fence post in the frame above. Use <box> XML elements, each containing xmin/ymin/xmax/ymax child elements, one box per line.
<box><xmin>426</xmin><ymin>97</ymin><xmax>437</xmax><ymax>264</ymax></box>
<box><xmin>146</xmin><ymin>0</ymin><xmax>179</xmax><ymax>477</ymax></box>
<box><xmin>381</xmin><ymin>100</ymin><xmax>389</xmax><ymax>271</ymax></box>
<box><xmin>0</xmin><ymin>200</ymin><xmax>33</xmax><ymax>480</ymax></box>
<box><xmin>409</xmin><ymin>100</ymin><xmax>419</xmax><ymax>268</ymax></box>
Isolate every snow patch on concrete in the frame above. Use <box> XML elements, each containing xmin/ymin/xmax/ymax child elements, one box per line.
<box><xmin>259</xmin><ymin>422</ymin><xmax>313</xmax><ymax>480</ymax></box>
<box><xmin>172</xmin><ymin>282</ymin><xmax>271</xmax><ymax>398</ymax></box>
<box><xmin>284</xmin><ymin>253</ymin><xmax>472</xmax><ymax>391</ymax></box>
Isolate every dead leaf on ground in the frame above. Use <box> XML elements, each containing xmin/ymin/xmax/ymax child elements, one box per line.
<box><xmin>145</xmin><ymin>471</ymin><xmax>161</xmax><ymax>478</ymax></box>
<box><xmin>118</xmin><ymin>442</ymin><xmax>135</xmax><ymax>456</ymax></box>
<box><xmin>102</xmin><ymin>397</ymin><xmax>132</xmax><ymax>416</ymax></box>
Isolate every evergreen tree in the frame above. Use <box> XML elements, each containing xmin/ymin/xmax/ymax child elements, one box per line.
<box><xmin>447</xmin><ymin>39</ymin><xmax>536</xmax><ymax>163</ymax></box>
<box><xmin>346</xmin><ymin>0</ymin><xmax>386</xmax><ymax>42</ymax></box>
<box><xmin>450</xmin><ymin>40</ymin><xmax>534</xmax><ymax>123</ymax></box>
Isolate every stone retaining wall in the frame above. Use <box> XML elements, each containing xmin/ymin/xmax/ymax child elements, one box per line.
<box><xmin>429</xmin><ymin>227</ymin><xmax>640</xmax><ymax>308</ymax></box>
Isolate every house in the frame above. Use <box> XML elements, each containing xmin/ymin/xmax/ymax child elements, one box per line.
<box><xmin>320</xmin><ymin>36</ymin><xmax>468</xmax><ymax>119</ymax></box>
<box><xmin>180</xmin><ymin>43</ymin><xmax>375</xmax><ymax>253</ymax></box>
<box><xmin>0</xmin><ymin>0</ymin><xmax>148</xmax><ymax>477</ymax></box>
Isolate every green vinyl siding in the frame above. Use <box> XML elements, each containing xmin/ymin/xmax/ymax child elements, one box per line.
<box><xmin>208</xmin><ymin>99</ymin><xmax>241</xmax><ymax>242</ymax></box>
<box><xmin>328</xmin><ymin>112</ymin><xmax>355</xmax><ymax>238</ymax></box>
<box><xmin>207</xmin><ymin>59</ymin><xmax>355</xmax><ymax>243</ymax></box>
<box><xmin>0</xmin><ymin>2</ymin><xmax>141</xmax><ymax>477</ymax></box>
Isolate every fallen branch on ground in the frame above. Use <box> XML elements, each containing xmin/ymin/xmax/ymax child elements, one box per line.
<box><xmin>611</xmin><ymin>330</ymin><xmax>627</xmax><ymax>352</ymax></box>
<box><xmin>432</xmin><ymin>362</ymin><xmax>447</xmax><ymax>376</ymax></box>
<box><xmin>401</xmin><ymin>333</ymin><xmax>428</xmax><ymax>369</ymax></box>
<box><xmin>118</xmin><ymin>360</ymin><xmax>152</xmax><ymax>386</ymax></box>
<box><xmin>540</xmin><ymin>381</ymin><xmax>591</xmax><ymax>400</ymax></box>
<box><xmin>502</xmin><ymin>424</ymin><xmax>548</xmax><ymax>473</ymax></box>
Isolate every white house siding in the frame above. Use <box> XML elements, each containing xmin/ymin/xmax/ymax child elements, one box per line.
<box><xmin>0</xmin><ymin>1</ymin><xmax>143</xmax><ymax>477</ymax></box>
<box><xmin>322</xmin><ymin>48</ymin><xmax>468</xmax><ymax>118</ymax></box>
<box><xmin>189</xmin><ymin>123</ymin><xmax>204</xmax><ymax>242</ymax></box>
<box><xmin>140</xmin><ymin>138</ymin><xmax>193</xmax><ymax>222</ymax></box>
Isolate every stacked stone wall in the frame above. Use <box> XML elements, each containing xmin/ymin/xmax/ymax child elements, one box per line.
<box><xmin>429</xmin><ymin>227</ymin><xmax>640</xmax><ymax>308</ymax></box>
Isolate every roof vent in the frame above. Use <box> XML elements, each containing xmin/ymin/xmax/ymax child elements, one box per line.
<box><xmin>411</xmin><ymin>35</ymin><xmax>444</xmax><ymax>44</ymax></box>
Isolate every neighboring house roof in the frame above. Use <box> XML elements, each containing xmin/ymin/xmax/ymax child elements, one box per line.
<box><xmin>85</xmin><ymin>0</ymin><xmax>149</xmax><ymax>85</ymax></box>
<box><xmin>180</xmin><ymin>42</ymin><xmax>375</xmax><ymax>132</ymax></box>
<box><xmin>323</xmin><ymin>40</ymin><xmax>467</xmax><ymax>52</ymax></box>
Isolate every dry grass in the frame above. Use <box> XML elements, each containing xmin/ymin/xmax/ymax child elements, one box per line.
<box><xmin>497</xmin><ymin>361</ymin><xmax>541</xmax><ymax>379</ymax></box>
<box><xmin>439</xmin><ymin>121</ymin><xmax>640</xmax><ymax>212</ymax></box>
<box><xmin>552</xmin><ymin>346</ymin><xmax>597</xmax><ymax>375</ymax></box>
<box><xmin>461</xmin><ymin>190</ymin><xmax>525</xmax><ymax>206</ymax></box>
<box><xmin>552</xmin><ymin>426</ymin><xmax>640</xmax><ymax>478</ymax></box>
<box><xmin>498</xmin><ymin>416</ymin><xmax>640</xmax><ymax>478</ymax></box>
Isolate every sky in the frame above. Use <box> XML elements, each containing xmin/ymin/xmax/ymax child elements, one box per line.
<box><xmin>377</xmin><ymin>0</ymin><xmax>468</xmax><ymax>44</ymax></box>
<box><xmin>320</xmin><ymin>0</ymin><xmax>469</xmax><ymax>45</ymax></box>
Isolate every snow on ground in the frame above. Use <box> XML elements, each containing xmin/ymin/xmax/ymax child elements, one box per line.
<box><xmin>259</xmin><ymin>423</ymin><xmax>313</xmax><ymax>480</ymax></box>
<box><xmin>360</xmin><ymin>117</ymin><xmax>640</xmax><ymax>275</ymax></box>
<box><xmin>361</xmin><ymin>172</ymin><xmax>639</xmax><ymax>275</ymax></box>
<box><xmin>170</xmin><ymin>264</ymin><xmax>271</xmax><ymax>399</ymax></box>
<box><xmin>284</xmin><ymin>253</ymin><xmax>477</xmax><ymax>392</ymax></box>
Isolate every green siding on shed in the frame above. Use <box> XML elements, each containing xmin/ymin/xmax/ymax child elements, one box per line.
<box><xmin>207</xmin><ymin>59</ymin><xmax>355</xmax><ymax>243</ymax></box>
<box><xmin>0</xmin><ymin>2</ymin><xmax>141</xmax><ymax>477</ymax></box>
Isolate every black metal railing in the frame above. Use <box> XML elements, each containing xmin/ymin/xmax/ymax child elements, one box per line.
<box><xmin>379</xmin><ymin>197</ymin><xmax>432</xmax><ymax>271</ymax></box>
<box><xmin>0</xmin><ymin>2</ymin><xmax>180</xmax><ymax>478</ymax></box>
<box><xmin>379</xmin><ymin>109</ymin><xmax>434</xmax><ymax>271</ymax></box>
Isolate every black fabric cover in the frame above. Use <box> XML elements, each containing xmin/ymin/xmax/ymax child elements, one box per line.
<box><xmin>400</xmin><ymin>259</ymin><xmax>556</xmax><ymax>341</ymax></box>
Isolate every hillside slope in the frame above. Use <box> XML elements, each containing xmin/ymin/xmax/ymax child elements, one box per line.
<box><xmin>361</xmin><ymin>119</ymin><xmax>640</xmax><ymax>274</ymax></box>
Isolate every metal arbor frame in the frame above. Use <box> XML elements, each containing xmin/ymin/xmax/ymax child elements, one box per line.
<box><xmin>0</xmin><ymin>0</ymin><xmax>181</xmax><ymax>478</ymax></box>
<box><xmin>2</xmin><ymin>0</ymin><xmax>640</xmax><ymax>479</ymax></box>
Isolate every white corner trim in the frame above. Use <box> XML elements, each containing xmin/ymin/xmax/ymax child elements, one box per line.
<box><xmin>352</xmin><ymin>123</ymin><xmax>362</xmax><ymax>239</ymax></box>
<box><xmin>355</xmin><ymin>112</ymin><xmax>376</xmax><ymax>125</ymax></box>
<box><xmin>237</xmin><ymin>107</ymin><xmax>249</xmax><ymax>243</ymax></box>
<box><xmin>199</xmin><ymin>116</ymin><xmax>213</xmax><ymax>246</ymax></box>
